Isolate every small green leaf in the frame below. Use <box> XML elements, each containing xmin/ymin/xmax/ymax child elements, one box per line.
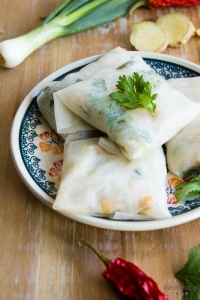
<box><xmin>175</xmin><ymin>175</ymin><xmax>200</xmax><ymax>201</ymax></box>
<box><xmin>191</xmin><ymin>174</ymin><xmax>200</xmax><ymax>182</ymax></box>
<box><xmin>175</xmin><ymin>244</ymin><xmax>200</xmax><ymax>299</ymax></box>
<box><xmin>110</xmin><ymin>72</ymin><xmax>157</xmax><ymax>116</ymax></box>
<box><xmin>110</xmin><ymin>92</ymin><xmax>130</xmax><ymax>104</ymax></box>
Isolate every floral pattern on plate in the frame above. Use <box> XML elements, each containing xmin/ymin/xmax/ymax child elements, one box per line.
<box><xmin>166</xmin><ymin>177</ymin><xmax>183</xmax><ymax>204</ymax></box>
<box><xmin>49</xmin><ymin>159</ymin><xmax>63</xmax><ymax>184</ymax></box>
<box><xmin>39</xmin><ymin>130</ymin><xmax>64</xmax><ymax>155</ymax></box>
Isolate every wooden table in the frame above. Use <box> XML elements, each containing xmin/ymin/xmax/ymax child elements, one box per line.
<box><xmin>1</xmin><ymin>1</ymin><xmax>200</xmax><ymax>299</ymax></box>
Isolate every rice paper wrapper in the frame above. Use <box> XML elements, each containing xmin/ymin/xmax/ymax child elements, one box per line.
<box><xmin>53</xmin><ymin>137</ymin><xmax>171</xmax><ymax>219</ymax></box>
<box><xmin>98</xmin><ymin>136</ymin><xmax>125</xmax><ymax>158</ymax></box>
<box><xmin>166</xmin><ymin>77</ymin><xmax>200</xmax><ymax>177</ymax></box>
<box><xmin>54</xmin><ymin>55</ymin><xmax>200</xmax><ymax>160</ymax></box>
<box><xmin>37</xmin><ymin>47</ymin><xmax>137</xmax><ymax>138</ymax></box>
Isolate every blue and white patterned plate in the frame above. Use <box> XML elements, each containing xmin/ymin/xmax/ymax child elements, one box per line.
<box><xmin>10</xmin><ymin>52</ymin><xmax>200</xmax><ymax>231</ymax></box>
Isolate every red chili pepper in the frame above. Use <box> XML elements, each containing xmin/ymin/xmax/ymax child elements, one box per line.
<box><xmin>150</xmin><ymin>0</ymin><xmax>200</xmax><ymax>9</ymax></box>
<box><xmin>78</xmin><ymin>240</ymin><xmax>168</xmax><ymax>300</ymax></box>
<box><xmin>129</xmin><ymin>0</ymin><xmax>200</xmax><ymax>15</ymax></box>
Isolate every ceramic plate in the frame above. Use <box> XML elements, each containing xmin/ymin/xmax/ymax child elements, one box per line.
<box><xmin>10</xmin><ymin>52</ymin><xmax>200</xmax><ymax>231</ymax></box>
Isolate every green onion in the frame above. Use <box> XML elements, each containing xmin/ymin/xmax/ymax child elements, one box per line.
<box><xmin>0</xmin><ymin>0</ymin><xmax>138</xmax><ymax>68</ymax></box>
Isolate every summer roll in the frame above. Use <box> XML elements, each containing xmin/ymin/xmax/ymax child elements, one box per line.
<box><xmin>37</xmin><ymin>47</ymin><xmax>136</xmax><ymax>137</ymax></box>
<box><xmin>54</xmin><ymin>55</ymin><xmax>200</xmax><ymax>160</ymax></box>
<box><xmin>53</xmin><ymin>137</ymin><xmax>171</xmax><ymax>219</ymax></box>
<box><xmin>166</xmin><ymin>77</ymin><xmax>200</xmax><ymax>177</ymax></box>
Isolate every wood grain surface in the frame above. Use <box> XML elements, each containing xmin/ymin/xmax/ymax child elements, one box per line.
<box><xmin>1</xmin><ymin>1</ymin><xmax>200</xmax><ymax>299</ymax></box>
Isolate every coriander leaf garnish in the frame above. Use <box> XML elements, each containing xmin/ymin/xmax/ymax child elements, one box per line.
<box><xmin>175</xmin><ymin>244</ymin><xmax>200</xmax><ymax>299</ymax></box>
<box><xmin>175</xmin><ymin>174</ymin><xmax>200</xmax><ymax>201</ymax></box>
<box><xmin>110</xmin><ymin>72</ymin><xmax>157</xmax><ymax>116</ymax></box>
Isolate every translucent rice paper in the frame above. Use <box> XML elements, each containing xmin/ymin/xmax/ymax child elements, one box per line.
<box><xmin>37</xmin><ymin>47</ymin><xmax>136</xmax><ymax>138</ymax></box>
<box><xmin>98</xmin><ymin>136</ymin><xmax>125</xmax><ymax>158</ymax></box>
<box><xmin>54</xmin><ymin>55</ymin><xmax>200</xmax><ymax>160</ymax></box>
<box><xmin>53</xmin><ymin>137</ymin><xmax>171</xmax><ymax>219</ymax></box>
<box><xmin>166</xmin><ymin>77</ymin><xmax>200</xmax><ymax>177</ymax></box>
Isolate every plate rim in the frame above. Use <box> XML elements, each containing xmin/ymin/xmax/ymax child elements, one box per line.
<box><xmin>10</xmin><ymin>51</ymin><xmax>200</xmax><ymax>231</ymax></box>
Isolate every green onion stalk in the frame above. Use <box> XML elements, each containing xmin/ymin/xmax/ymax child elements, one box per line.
<box><xmin>0</xmin><ymin>0</ymin><xmax>138</xmax><ymax>68</ymax></box>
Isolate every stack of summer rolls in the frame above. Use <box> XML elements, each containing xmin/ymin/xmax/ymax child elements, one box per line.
<box><xmin>37</xmin><ymin>47</ymin><xmax>200</xmax><ymax>220</ymax></box>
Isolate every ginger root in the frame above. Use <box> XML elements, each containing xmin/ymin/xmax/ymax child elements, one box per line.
<box><xmin>157</xmin><ymin>12</ymin><xmax>196</xmax><ymax>47</ymax></box>
<box><xmin>195</xmin><ymin>28</ymin><xmax>200</xmax><ymax>36</ymax></box>
<box><xmin>130</xmin><ymin>12</ymin><xmax>196</xmax><ymax>53</ymax></box>
<box><xmin>130</xmin><ymin>21</ymin><xmax>168</xmax><ymax>52</ymax></box>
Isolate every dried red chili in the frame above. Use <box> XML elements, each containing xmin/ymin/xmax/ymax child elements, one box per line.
<box><xmin>78</xmin><ymin>240</ymin><xmax>168</xmax><ymax>300</ymax></box>
<box><xmin>129</xmin><ymin>0</ymin><xmax>200</xmax><ymax>15</ymax></box>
